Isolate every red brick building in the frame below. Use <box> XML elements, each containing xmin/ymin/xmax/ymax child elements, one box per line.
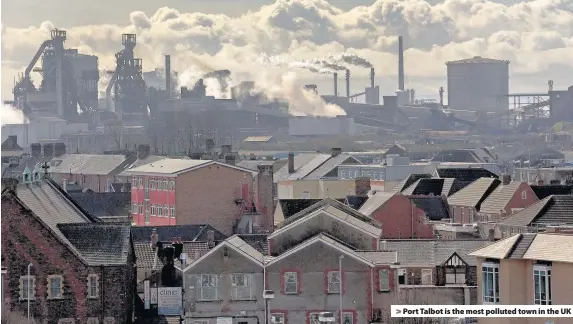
<box><xmin>1</xmin><ymin>177</ymin><xmax>134</xmax><ymax>324</ymax></box>
<box><xmin>477</xmin><ymin>181</ymin><xmax>538</xmax><ymax>221</ymax></box>
<box><xmin>359</xmin><ymin>193</ymin><xmax>445</xmax><ymax>239</ymax></box>
<box><xmin>447</xmin><ymin>178</ymin><xmax>501</xmax><ymax>224</ymax></box>
<box><xmin>127</xmin><ymin>159</ymin><xmax>273</xmax><ymax>235</ymax></box>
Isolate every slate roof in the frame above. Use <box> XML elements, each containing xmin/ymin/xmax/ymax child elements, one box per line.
<box><xmin>49</xmin><ymin>154</ymin><xmax>134</xmax><ymax>175</ymax></box>
<box><xmin>1</xmin><ymin>136</ymin><xmax>23</xmax><ymax>151</ymax></box>
<box><xmin>5</xmin><ymin>155</ymin><xmax>53</xmax><ymax>179</ymax></box>
<box><xmin>390</xmin><ymin>173</ymin><xmax>433</xmax><ymax>193</ymax></box>
<box><xmin>236</xmin><ymin>160</ymin><xmax>275</xmax><ymax>171</ymax></box>
<box><xmin>273</xmin><ymin>153</ymin><xmax>360</xmax><ymax>182</ymax></box>
<box><xmin>447</xmin><ymin>178</ymin><xmax>501</xmax><ymax>209</ymax></box>
<box><xmin>499</xmin><ymin>195</ymin><xmax>573</xmax><ymax>227</ymax></box>
<box><xmin>345</xmin><ymin>195</ymin><xmax>369</xmax><ymax>210</ymax></box>
<box><xmin>383</xmin><ymin>239</ymin><xmax>492</xmax><ymax>266</ymax></box>
<box><xmin>402</xmin><ymin>178</ymin><xmax>462</xmax><ymax>197</ymax></box>
<box><xmin>358</xmin><ymin>192</ymin><xmax>395</xmax><ymax>216</ymax></box>
<box><xmin>479</xmin><ymin>182</ymin><xmax>527</xmax><ymax>214</ymax></box>
<box><xmin>67</xmin><ymin>192</ymin><xmax>131</xmax><ymax>217</ymax></box>
<box><xmin>303</xmin><ymin>154</ymin><xmax>360</xmax><ymax>180</ymax></box>
<box><xmin>58</xmin><ymin>223</ymin><xmax>131</xmax><ymax>265</ymax></box>
<box><xmin>237</xmin><ymin>234</ymin><xmax>269</xmax><ymax>255</ymax></box>
<box><xmin>531</xmin><ymin>185</ymin><xmax>573</xmax><ymax>199</ymax></box>
<box><xmin>119</xmin><ymin>155</ymin><xmax>166</xmax><ymax>176</ymax></box>
<box><xmin>279</xmin><ymin>199</ymin><xmax>323</xmax><ymax>219</ymax></box>
<box><xmin>131</xmin><ymin>225</ymin><xmax>226</xmax><ymax>242</ymax></box>
<box><xmin>432</xmin><ymin>150</ymin><xmax>483</xmax><ymax>163</ymax></box>
<box><xmin>410</xmin><ymin>196</ymin><xmax>450</xmax><ymax>220</ymax></box>
<box><xmin>471</xmin><ymin>233</ymin><xmax>573</xmax><ymax>263</ymax></box>
<box><xmin>435</xmin><ymin>167</ymin><xmax>498</xmax><ymax>183</ymax></box>
<box><xmin>134</xmin><ymin>241</ymin><xmax>210</xmax><ymax>271</ymax></box>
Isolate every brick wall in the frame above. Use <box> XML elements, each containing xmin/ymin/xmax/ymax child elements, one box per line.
<box><xmin>370</xmin><ymin>195</ymin><xmax>435</xmax><ymax>239</ymax></box>
<box><xmin>1</xmin><ymin>196</ymin><xmax>134</xmax><ymax>324</ymax></box>
<box><xmin>176</xmin><ymin>164</ymin><xmax>256</xmax><ymax>235</ymax></box>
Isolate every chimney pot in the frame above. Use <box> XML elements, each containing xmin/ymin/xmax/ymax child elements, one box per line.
<box><xmin>288</xmin><ymin>152</ymin><xmax>295</xmax><ymax>174</ymax></box>
<box><xmin>501</xmin><ymin>174</ymin><xmax>511</xmax><ymax>185</ymax></box>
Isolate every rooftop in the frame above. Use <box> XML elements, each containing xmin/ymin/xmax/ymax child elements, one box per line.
<box><xmin>127</xmin><ymin>158</ymin><xmax>210</xmax><ymax>174</ymax></box>
<box><xmin>448</xmin><ymin>177</ymin><xmax>501</xmax><ymax>208</ymax></box>
<box><xmin>446</xmin><ymin>56</ymin><xmax>510</xmax><ymax>65</ymax></box>
<box><xmin>499</xmin><ymin>195</ymin><xmax>573</xmax><ymax>227</ymax></box>
<box><xmin>49</xmin><ymin>153</ymin><xmax>132</xmax><ymax>175</ymax></box>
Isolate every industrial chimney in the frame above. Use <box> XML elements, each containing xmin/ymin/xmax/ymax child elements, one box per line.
<box><xmin>165</xmin><ymin>54</ymin><xmax>171</xmax><ymax>99</ymax></box>
<box><xmin>398</xmin><ymin>36</ymin><xmax>405</xmax><ymax>91</ymax></box>
<box><xmin>370</xmin><ymin>68</ymin><xmax>375</xmax><ymax>88</ymax></box>
<box><xmin>333</xmin><ymin>72</ymin><xmax>338</xmax><ymax>97</ymax></box>
<box><xmin>345</xmin><ymin>69</ymin><xmax>350</xmax><ymax>98</ymax></box>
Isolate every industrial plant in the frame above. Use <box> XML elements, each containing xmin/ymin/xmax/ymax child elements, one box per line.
<box><xmin>3</xmin><ymin>29</ymin><xmax>573</xmax><ymax>154</ymax></box>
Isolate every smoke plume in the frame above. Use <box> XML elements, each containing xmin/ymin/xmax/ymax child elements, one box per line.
<box><xmin>1</xmin><ymin>104</ymin><xmax>29</xmax><ymax>126</ymax></box>
<box><xmin>253</xmin><ymin>71</ymin><xmax>346</xmax><ymax>117</ymax></box>
<box><xmin>331</xmin><ymin>53</ymin><xmax>373</xmax><ymax>68</ymax></box>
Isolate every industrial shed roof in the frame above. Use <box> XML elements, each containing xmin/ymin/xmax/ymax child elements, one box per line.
<box><xmin>446</xmin><ymin>56</ymin><xmax>510</xmax><ymax>65</ymax></box>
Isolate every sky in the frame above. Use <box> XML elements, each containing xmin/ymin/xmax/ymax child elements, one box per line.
<box><xmin>1</xmin><ymin>0</ymin><xmax>572</xmax><ymax>102</ymax></box>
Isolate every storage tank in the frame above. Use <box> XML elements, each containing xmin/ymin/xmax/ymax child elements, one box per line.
<box><xmin>446</xmin><ymin>56</ymin><xmax>509</xmax><ymax>113</ymax></box>
<box><xmin>288</xmin><ymin>116</ymin><xmax>356</xmax><ymax>136</ymax></box>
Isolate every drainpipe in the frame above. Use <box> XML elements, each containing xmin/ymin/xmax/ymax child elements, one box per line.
<box><xmin>370</xmin><ymin>268</ymin><xmax>374</xmax><ymax>321</ymax></box>
<box><xmin>100</xmin><ymin>266</ymin><xmax>105</xmax><ymax>323</ymax></box>
<box><xmin>410</xmin><ymin>200</ymin><xmax>414</xmax><ymax>239</ymax></box>
<box><xmin>263</xmin><ymin>266</ymin><xmax>267</xmax><ymax>324</ymax></box>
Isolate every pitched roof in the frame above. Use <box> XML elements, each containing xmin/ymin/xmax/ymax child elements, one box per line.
<box><xmin>303</xmin><ymin>154</ymin><xmax>360</xmax><ymax>180</ymax></box>
<box><xmin>279</xmin><ymin>199</ymin><xmax>323</xmax><ymax>219</ymax></box>
<box><xmin>274</xmin><ymin>153</ymin><xmax>325</xmax><ymax>182</ymax></box>
<box><xmin>479</xmin><ymin>182</ymin><xmax>528</xmax><ymax>214</ymax></box>
<box><xmin>470</xmin><ymin>233</ymin><xmax>573</xmax><ymax>263</ymax></box>
<box><xmin>127</xmin><ymin>159</ymin><xmax>255</xmax><ymax>175</ymax></box>
<box><xmin>279</xmin><ymin>198</ymin><xmax>381</xmax><ymax>230</ymax></box>
<box><xmin>390</xmin><ymin>173</ymin><xmax>433</xmax><ymax>193</ymax></box>
<box><xmin>57</xmin><ymin>223</ymin><xmax>131</xmax><ymax>265</ymax></box>
<box><xmin>266</xmin><ymin>233</ymin><xmax>377</xmax><ymax>267</ymax></box>
<box><xmin>402</xmin><ymin>178</ymin><xmax>462</xmax><ymax>197</ymax></box>
<box><xmin>183</xmin><ymin>235</ymin><xmax>265</xmax><ymax>271</ymax></box>
<box><xmin>131</xmin><ymin>225</ymin><xmax>226</xmax><ymax>243</ymax></box>
<box><xmin>531</xmin><ymin>185</ymin><xmax>573</xmax><ymax>199</ymax></box>
<box><xmin>67</xmin><ymin>192</ymin><xmax>131</xmax><ymax>217</ymax></box>
<box><xmin>119</xmin><ymin>155</ymin><xmax>166</xmax><ymax>176</ymax></box>
<box><xmin>48</xmin><ymin>154</ymin><xmax>133</xmax><ymax>175</ymax></box>
<box><xmin>432</xmin><ymin>150</ymin><xmax>483</xmax><ymax>163</ymax></box>
<box><xmin>134</xmin><ymin>241</ymin><xmax>210</xmax><ymax>271</ymax></box>
<box><xmin>237</xmin><ymin>234</ymin><xmax>269</xmax><ymax>255</ymax></box>
<box><xmin>381</xmin><ymin>239</ymin><xmax>491</xmax><ymax>266</ymax></box>
<box><xmin>410</xmin><ymin>196</ymin><xmax>450</xmax><ymax>220</ymax></box>
<box><xmin>358</xmin><ymin>192</ymin><xmax>396</xmax><ymax>216</ymax></box>
<box><xmin>498</xmin><ymin>195</ymin><xmax>573</xmax><ymax>227</ymax></box>
<box><xmin>345</xmin><ymin>195</ymin><xmax>369</xmax><ymax>210</ymax></box>
<box><xmin>447</xmin><ymin>178</ymin><xmax>501</xmax><ymax>209</ymax></box>
<box><xmin>243</xmin><ymin>136</ymin><xmax>274</xmax><ymax>142</ymax></box>
<box><xmin>435</xmin><ymin>167</ymin><xmax>498</xmax><ymax>183</ymax></box>
<box><xmin>1</xmin><ymin>136</ymin><xmax>23</xmax><ymax>151</ymax></box>
<box><xmin>236</xmin><ymin>160</ymin><xmax>276</xmax><ymax>171</ymax></box>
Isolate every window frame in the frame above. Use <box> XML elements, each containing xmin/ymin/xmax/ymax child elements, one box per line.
<box><xmin>309</xmin><ymin>312</ymin><xmax>321</xmax><ymax>324</ymax></box>
<box><xmin>421</xmin><ymin>269</ymin><xmax>433</xmax><ymax>285</ymax></box>
<box><xmin>533</xmin><ymin>265</ymin><xmax>552</xmax><ymax>305</ymax></box>
<box><xmin>481</xmin><ymin>262</ymin><xmax>500</xmax><ymax>304</ymax></box>
<box><xmin>230</xmin><ymin>273</ymin><xmax>253</xmax><ymax>300</ymax></box>
<box><xmin>327</xmin><ymin>271</ymin><xmax>341</xmax><ymax>294</ymax></box>
<box><xmin>341</xmin><ymin>312</ymin><xmax>354</xmax><ymax>324</ymax></box>
<box><xmin>170</xmin><ymin>207</ymin><xmax>176</xmax><ymax>218</ymax></box>
<box><xmin>397</xmin><ymin>268</ymin><xmax>406</xmax><ymax>285</ymax></box>
<box><xmin>378</xmin><ymin>269</ymin><xmax>390</xmax><ymax>292</ymax></box>
<box><xmin>19</xmin><ymin>275</ymin><xmax>36</xmax><ymax>301</ymax></box>
<box><xmin>283</xmin><ymin>271</ymin><xmax>298</xmax><ymax>294</ymax></box>
<box><xmin>521</xmin><ymin>190</ymin><xmax>527</xmax><ymax>200</ymax></box>
<box><xmin>87</xmin><ymin>274</ymin><xmax>99</xmax><ymax>299</ymax></box>
<box><xmin>47</xmin><ymin>275</ymin><xmax>64</xmax><ymax>299</ymax></box>
<box><xmin>198</xmin><ymin>274</ymin><xmax>219</xmax><ymax>301</ymax></box>
<box><xmin>270</xmin><ymin>313</ymin><xmax>285</xmax><ymax>324</ymax></box>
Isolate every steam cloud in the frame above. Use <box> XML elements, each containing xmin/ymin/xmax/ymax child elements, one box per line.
<box><xmin>2</xmin><ymin>0</ymin><xmax>573</xmax><ymax>100</ymax></box>
<box><xmin>1</xmin><ymin>104</ymin><xmax>29</xmax><ymax>126</ymax></box>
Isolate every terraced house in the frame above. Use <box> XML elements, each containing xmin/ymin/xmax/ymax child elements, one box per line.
<box><xmin>1</xmin><ymin>175</ymin><xmax>134</xmax><ymax>324</ymax></box>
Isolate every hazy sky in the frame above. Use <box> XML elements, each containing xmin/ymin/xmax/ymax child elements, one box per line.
<box><xmin>2</xmin><ymin>0</ymin><xmax>572</xmax><ymax>101</ymax></box>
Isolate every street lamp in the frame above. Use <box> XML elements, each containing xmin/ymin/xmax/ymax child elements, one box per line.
<box><xmin>263</xmin><ymin>290</ymin><xmax>275</xmax><ymax>324</ymax></box>
<box><xmin>27</xmin><ymin>263</ymin><xmax>32</xmax><ymax>324</ymax></box>
<box><xmin>338</xmin><ymin>255</ymin><xmax>344</xmax><ymax>324</ymax></box>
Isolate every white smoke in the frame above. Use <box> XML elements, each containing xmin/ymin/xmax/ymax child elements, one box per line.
<box><xmin>178</xmin><ymin>66</ymin><xmax>232</xmax><ymax>99</ymax></box>
<box><xmin>253</xmin><ymin>71</ymin><xmax>346</xmax><ymax>117</ymax></box>
<box><xmin>1</xmin><ymin>104</ymin><xmax>29</xmax><ymax>126</ymax></box>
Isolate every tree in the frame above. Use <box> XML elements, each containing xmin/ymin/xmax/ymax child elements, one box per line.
<box><xmin>104</xmin><ymin>119</ymin><xmax>123</xmax><ymax>150</ymax></box>
<box><xmin>1</xmin><ymin>305</ymin><xmax>38</xmax><ymax>324</ymax></box>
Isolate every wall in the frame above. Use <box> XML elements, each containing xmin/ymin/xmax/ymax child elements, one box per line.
<box><xmin>450</xmin><ymin>205</ymin><xmax>475</xmax><ymax>224</ymax></box>
<box><xmin>1</xmin><ymin>196</ymin><xmax>133</xmax><ymax>324</ymax></box>
<box><xmin>338</xmin><ymin>165</ymin><xmax>386</xmax><ymax>180</ymax></box>
<box><xmin>183</xmin><ymin>246</ymin><xmax>264</xmax><ymax>322</ymax></box>
<box><xmin>476</xmin><ymin>257</ymin><xmax>573</xmax><ymax>324</ymax></box>
<box><xmin>176</xmin><ymin>164</ymin><xmax>256</xmax><ymax>235</ymax></box>
<box><xmin>131</xmin><ymin>175</ymin><xmax>177</xmax><ymax>226</ymax></box>
<box><xmin>397</xmin><ymin>285</ymin><xmax>475</xmax><ymax>305</ymax></box>
<box><xmin>478</xmin><ymin>182</ymin><xmax>539</xmax><ymax>222</ymax></box>
<box><xmin>1</xmin><ymin>119</ymin><xmax>89</xmax><ymax>149</ymax></box>
<box><xmin>277</xmin><ymin>180</ymin><xmax>357</xmax><ymax>199</ymax></box>
<box><xmin>369</xmin><ymin>195</ymin><xmax>435</xmax><ymax>239</ymax></box>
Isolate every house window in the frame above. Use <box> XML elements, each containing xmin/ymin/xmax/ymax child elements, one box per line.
<box><xmin>270</xmin><ymin>313</ymin><xmax>285</xmax><ymax>324</ymax></box>
<box><xmin>132</xmin><ymin>203</ymin><xmax>138</xmax><ymax>214</ymax></box>
<box><xmin>521</xmin><ymin>191</ymin><xmax>527</xmax><ymax>200</ymax></box>
<box><xmin>300</xmin><ymin>191</ymin><xmax>310</xmax><ymax>199</ymax></box>
<box><xmin>138</xmin><ymin>177</ymin><xmax>142</xmax><ymax>188</ymax></box>
<box><xmin>163</xmin><ymin>180</ymin><xmax>168</xmax><ymax>190</ymax></box>
<box><xmin>327</xmin><ymin>271</ymin><xmax>341</xmax><ymax>294</ymax></box>
<box><xmin>198</xmin><ymin>274</ymin><xmax>219</xmax><ymax>301</ymax></box>
<box><xmin>534</xmin><ymin>265</ymin><xmax>551</xmax><ymax>305</ymax></box>
<box><xmin>87</xmin><ymin>318</ymin><xmax>99</xmax><ymax>324</ymax></box>
<box><xmin>87</xmin><ymin>274</ymin><xmax>99</xmax><ymax>298</ymax></box>
<box><xmin>157</xmin><ymin>180</ymin><xmax>162</xmax><ymax>190</ymax></box>
<box><xmin>131</xmin><ymin>177</ymin><xmax>137</xmax><ymax>187</ymax></box>
<box><xmin>482</xmin><ymin>262</ymin><xmax>499</xmax><ymax>304</ymax></box>
<box><xmin>103</xmin><ymin>318</ymin><xmax>115</xmax><ymax>324</ymax></box>
<box><xmin>47</xmin><ymin>275</ymin><xmax>63</xmax><ymax>299</ymax></box>
<box><xmin>151</xmin><ymin>205</ymin><xmax>156</xmax><ymax>216</ymax></box>
<box><xmin>397</xmin><ymin>269</ymin><xmax>406</xmax><ymax>285</ymax></box>
<box><xmin>309</xmin><ymin>313</ymin><xmax>321</xmax><ymax>324</ymax></box>
<box><xmin>150</xmin><ymin>180</ymin><xmax>155</xmax><ymax>190</ymax></box>
<box><xmin>163</xmin><ymin>206</ymin><xmax>169</xmax><ymax>216</ymax></box>
<box><xmin>283</xmin><ymin>271</ymin><xmax>298</xmax><ymax>294</ymax></box>
<box><xmin>170</xmin><ymin>180</ymin><xmax>175</xmax><ymax>191</ymax></box>
<box><xmin>106</xmin><ymin>178</ymin><xmax>112</xmax><ymax>192</ymax></box>
<box><xmin>341</xmin><ymin>312</ymin><xmax>354</xmax><ymax>324</ymax></box>
<box><xmin>446</xmin><ymin>268</ymin><xmax>466</xmax><ymax>285</ymax></box>
<box><xmin>379</xmin><ymin>269</ymin><xmax>390</xmax><ymax>291</ymax></box>
<box><xmin>231</xmin><ymin>273</ymin><xmax>252</xmax><ymax>300</ymax></box>
<box><xmin>421</xmin><ymin>269</ymin><xmax>433</xmax><ymax>285</ymax></box>
<box><xmin>170</xmin><ymin>207</ymin><xmax>175</xmax><ymax>218</ymax></box>
<box><xmin>138</xmin><ymin>204</ymin><xmax>143</xmax><ymax>214</ymax></box>
<box><xmin>19</xmin><ymin>276</ymin><xmax>35</xmax><ymax>300</ymax></box>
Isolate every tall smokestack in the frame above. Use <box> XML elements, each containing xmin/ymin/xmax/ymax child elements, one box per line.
<box><xmin>370</xmin><ymin>68</ymin><xmax>375</xmax><ymax>88</ymax></box>
<box><xmin>165</xmin><ymin>54</ymin><xmax>171</xmax><ymax>99</ymax></box>
<box><xmin>345</xmin><ymin>69</ymin><xmax>350</xmax><ymax>98</ymax></box>
<box><xmin>398</xmin><ymin>36</ymin><xmax>405</xmax><ymax>91</ymax></box>
<box><xmin>333</xmin><ymin>72</ymin><xmax>338</xmax><ymax>97</ymax></box>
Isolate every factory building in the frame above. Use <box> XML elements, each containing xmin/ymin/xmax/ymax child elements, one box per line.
<box><xmin>446</xmin><ymin>56</ymin><xmax>510</xmax><ymax>113</ymax></box>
